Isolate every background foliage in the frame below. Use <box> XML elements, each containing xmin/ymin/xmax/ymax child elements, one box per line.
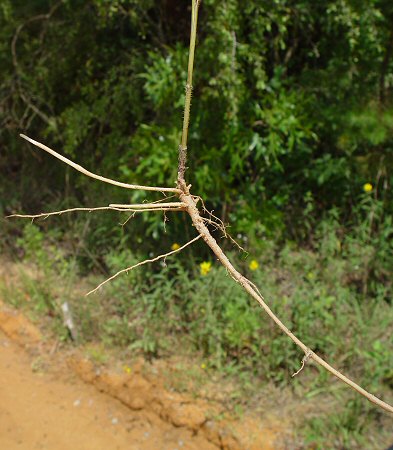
<box><xmin>1</xmin><ymin>0</ymin><xmax>392</xmax><ymax>247</ymax></box>
<box><xmin>1</xmin><ymin>1</ymin><xmax>392</xmax><ymax>448</ymax></box>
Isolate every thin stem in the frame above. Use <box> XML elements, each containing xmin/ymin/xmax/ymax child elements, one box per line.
<box><xmin>109</xmin><ymin>202</ymin><xmax>186</xmax><ymax>209</ymax></box>
<box><xmin>177</xmin><ymin>0</ymin><xmax>200</xmax><ymax>190</ymax></box>
<box><xmin>7</xmin><ymin>205</ymin><xmax>184</xmax><ymax>220</ymax></box>
<box><xmin>86</xmin><ymin>234</ymin><xmax>202</xmax><ymax>296</ymax></box>
<box><xmin>20</xmin><ymin>134</ymin><xmax>181</xmax><ymax>194</ymax></box>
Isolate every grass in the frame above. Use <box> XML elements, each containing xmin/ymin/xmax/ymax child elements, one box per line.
<box><xmin>0</xmin><ymin>218</ymin><xmax>392</xmax><ymax>449</ymax></box>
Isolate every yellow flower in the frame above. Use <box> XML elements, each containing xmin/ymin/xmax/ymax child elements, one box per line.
<box><xmin>123</xmin><ymin>365</ymin><xmax>132</xmax><ymax>374</ymax></box>
<box><xmin>200</xmin><ymin>261</ymin><xmax>212</xmax><ymax>276</ymax></box>
<box><xmin>171</xmin><ymin>243</ymin><xmax>180</xmax><ymax>251</ymax></box>
<box><xmin>363</xmin><ymin>183</ymin><xmax>373</xmax><ymax>193</ymax></box>
<box><xmin>249</xmin><ymin>259</ymin><xmax>259</xmax><ymax>271</ymax></box>
<box><xmin>201</xmin><ymin>363</ymin><xmax>207</xmax><ymax>370</ymax></box>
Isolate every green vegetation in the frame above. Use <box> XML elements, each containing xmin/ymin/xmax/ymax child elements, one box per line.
<box><xmin>1</xmin><ymin>215</ymin><xmax>392</xmax><ymax>448</ymax></box>
<box><xmin>1</xmin><ymin>1</ymin><xmax>392</xmax><ymax>448</ymax></box>
<box><xmin>2</xmin><ymin>0</ymin><xmax>393</xmax><ymax>246</ymax></box>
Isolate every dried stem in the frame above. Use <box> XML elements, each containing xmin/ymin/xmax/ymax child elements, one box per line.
<box><xmin>109</xmin><ymin>202</ymin><xmax>186</xmax><ymax>209</ymax></box>
<box><xmin>20</xmin><ymin>134</ymin><xmax>181</xmax><ymax>194</ymax></box>
<box><xmin>86</xmin><ymin>235</ymin><xmax>202</xmax><ymax>296</ymax></box>
<box><xmin>6</xmin><ymin>205</ymin><xmax>184</xmax><ymax>220</ymax></box>
<box><xmin>180</xmin><ymin>194</ymin><xmax>393</xmax><ymax>414</ymax></box>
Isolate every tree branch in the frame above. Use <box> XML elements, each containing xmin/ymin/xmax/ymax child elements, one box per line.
<box><xmin>11</xmin><ymin>2</ymin><xmax>63</xmax><ymax>129</ymax></box>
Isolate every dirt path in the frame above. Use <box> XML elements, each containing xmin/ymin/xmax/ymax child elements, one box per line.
<box><xmin>0</xmin><ymin>329</ymin><xmax>217</xmax><ymax>450</ymax></box>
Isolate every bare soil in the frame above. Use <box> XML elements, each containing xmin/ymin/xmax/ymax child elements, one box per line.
<box><xmin>0</xmin><ymin>300</ymin><xmax>284</xmax><ymax>450</ymax></box>
<box><xmin>0</xmin><ymin>329</ymin><xmax>220</xmax><ymax>450</ymax></box>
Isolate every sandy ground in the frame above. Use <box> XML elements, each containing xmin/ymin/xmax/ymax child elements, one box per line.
<box><xmin>0</xmin><ymin>329</ymin><xmax>217</xmax><ymax>450</ymax></box>
<box><xmin>0</xmin><ymin>261</ymin><xmax>283</xmax><ymax>450</ymax></box>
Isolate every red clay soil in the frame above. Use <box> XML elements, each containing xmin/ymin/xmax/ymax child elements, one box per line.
<box><xmin>0</xmin><ymin>301</ymin><xmax>284</xmax><ymax>450</ymax></box>
<box><xmin>0</xmin><ymin>327</ymin><xmax>220</xmax><ymax>450</ymax></box>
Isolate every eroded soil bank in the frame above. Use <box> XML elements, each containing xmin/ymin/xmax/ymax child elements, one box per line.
<box><xmin>0</xmin><ymin>301</ymin><xmax>286</xmax><ymax>450</ymax></box>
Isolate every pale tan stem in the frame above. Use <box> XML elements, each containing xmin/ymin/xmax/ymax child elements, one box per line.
<box><xmin>109</xmin><ymin>202</ymin><xmax>186</xmax><ymax>209</ymax></box>
<box><xmin>20</xmin><ymin>134</ymin><xmax>181</xmax><ymax>194</ymax></box>
<box><xmin>181</xmin><ymin>193</ymin><xmax>393</xmax><ymax>414</ymax></box>
<box><xmin>86</xmin><ymin>234</ymin><xmax>202</xmax><ymax>296</ymax></box>
<box><xmin>7</xmin><ymin>205</ymin><xmax>184</xmax><ymax>220</ymax></box>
